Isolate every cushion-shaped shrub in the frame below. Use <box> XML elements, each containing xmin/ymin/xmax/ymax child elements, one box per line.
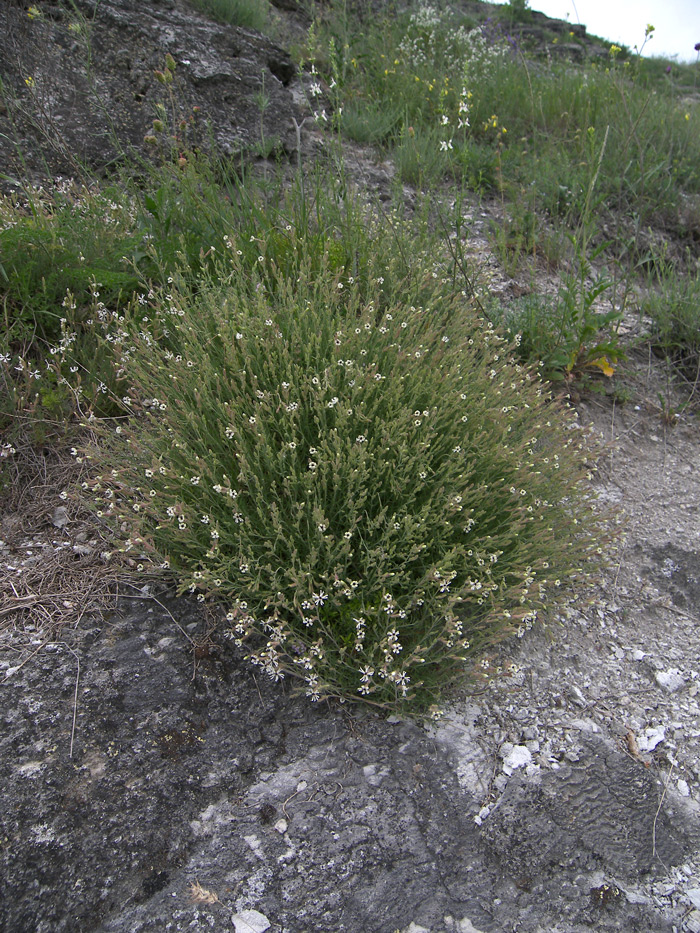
<box><xmin>89</xmin><ymin>247</ymin><xmax>602</xmax><ymax>712</ymax></box>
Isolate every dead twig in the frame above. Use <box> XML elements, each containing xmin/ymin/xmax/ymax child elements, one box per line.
<box><xmin>115</xmin><ymin>586</ymin><xmax>196</xmax><ymax>647</ymax></box>
<box><xmin>652</xmin><ymin>761</ymin><xmax>674</xmax><ymax>870</ymax></box>
<box><xmin>67</xmin><ymin>646</ymin><xmax>81</xmax><ymax>758</ymax></box>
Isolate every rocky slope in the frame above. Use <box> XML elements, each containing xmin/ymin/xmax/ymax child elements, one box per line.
<box><xmin>1</xmin><ymin>2</ymin><xmax>700</xmax><ymax>932</ymax></box>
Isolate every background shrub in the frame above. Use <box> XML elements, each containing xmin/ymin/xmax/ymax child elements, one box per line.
<box><xmin>641</xmin><ymin>260</ymin><xmax>700</xmax><ymax>382</ymax></box>
<box><xmin>85</xmin><ymin>239</ymin><xmax>604</xmax><ymax>712</ymax></box>
<box><xmin>186</xmin><ymin>0</ymin><xmax>269</xmax><ymax>31</ymax></box>
<box><xmin>314</xmin><ymin>3</ymin><xmax>700</xmax><ymax>243</ymax></box>
<box><xmin>0</xmin><ymin>182</ymin><xmax>141</xmax><ymax>346</ymax></box>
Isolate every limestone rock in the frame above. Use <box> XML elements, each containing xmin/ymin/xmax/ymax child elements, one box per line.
<box><xmin>0</xmin><ymin>0</ymin><xmax>300</xmax><ymax>183</ymax></box>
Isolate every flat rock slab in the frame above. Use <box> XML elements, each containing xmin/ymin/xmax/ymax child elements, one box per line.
<box><xmin>1</xmin><ymin>596</ymin><xmax>695</xmax><ymax>933</ymax></box>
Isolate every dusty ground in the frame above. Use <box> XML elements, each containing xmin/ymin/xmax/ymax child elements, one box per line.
<box><xmin>1</xmin><ymin>145</ymin><xmax>700</xmax><ymax>932</ymax></box>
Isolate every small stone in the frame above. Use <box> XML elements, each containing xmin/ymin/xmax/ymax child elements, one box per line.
<box><xmin>624</xmin><ymin>889</ymin><xmax>651</xmax><ymax>905</ymax></box>
<box><xmin>274</xmin><ymin>818</ymin><xmax>288</xmax><ymax>833</ymax></box>
<box><xmin>677</xmin><ymin>780</ymin><xmax>690</xmax><ymax>797</ymax></box>
<box><xmin>51</xmin><ymin>506</ymin><xmax>69</xmax><ymax>529</ymax></box>
<box><xmin>501</xmin><ymin>745</ymin><xmax>532</xmax><ymax>775</ymax></box>
<box><xmin>569</xmin><ymin>718</ymin><xmax>599</xmax><ymax>733</ymax></box>
<box><xmin>637</xmin><ymin>725</ymin><xmax>665</xmax><ymax>752</ymax></box>
<box><xmin>568</xmin><ymin>685</ymin><xmax>588</xmax><ymax>707</ymax></box>
<box><xmin>474</xmin><ymin>804</ymin><xmax>492</xmax><ymax>826</ymax></box>
<box><xmin>231</xmin><ymin>909</ymin><xmax>271</xmax><ymax>933</ymax></box>
<box><xmin>655</xmin><ymin>669</ymin><xmax>685</xmax><ymax>693</ymax></box>
<box><xmin>687</xmin><ymin>888</ymin><xmax>700</xmax><ymax>910</ymax></box>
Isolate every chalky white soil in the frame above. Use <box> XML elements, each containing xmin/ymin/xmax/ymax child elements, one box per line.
<box><xmin>433</xmin><ymin>347</ymin><xmax>700</xmax><ymax>929</ymax></box>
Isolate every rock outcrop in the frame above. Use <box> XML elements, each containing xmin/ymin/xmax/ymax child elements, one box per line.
<box><xmin>0</xmin><ymin>0</ymin><xmax>300</xmax><ymax>183</ymax></box>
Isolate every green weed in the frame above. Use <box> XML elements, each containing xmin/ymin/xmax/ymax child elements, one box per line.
<box><xmin>186</xmin><ymin>0</ymin><xmax>268</xmax><ymax>31</ymax></box>
<box><xmin>641</xmin><ymin>255</ymin><xmax>700</xmax><ymax>383</ymax></box>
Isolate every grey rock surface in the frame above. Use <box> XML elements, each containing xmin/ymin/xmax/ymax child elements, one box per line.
<box><xmin>0</xmin><ymin>0</ymin><xmax>300</xmax><ymax>182</ymax></box>
<box><xmin>1</xmin><ymin>593</ymin><xmax>696</xmax><ymax>933</ymax></box>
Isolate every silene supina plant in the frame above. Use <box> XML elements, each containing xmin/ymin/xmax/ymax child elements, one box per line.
<box><xmin>84</xmin><ymin>232</ymin><xmax>604</xmax><ymax>714</ymax></box>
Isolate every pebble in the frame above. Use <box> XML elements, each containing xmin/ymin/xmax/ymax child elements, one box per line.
<box><xmin>51</xmin><ymin>506</ymin><xmax>69</xmax><ymax>529</ymax></box>
<box><xmin>501</xmin><ymin>745</ymin><xmax>532</xmax><ymax>775</ymax></box>
<box><xmin>655</xmin><ymin>669</ymin><xmax>686</xmax><ymax>693</ymax></box>
<box><xmin>569</xmin><ymin>718</ymin><xmax>599</xmax><ymax>733</ymax></box>
<box><xmin>638</xmin><ymin>725</ymin><xmax>665</xmax><ymax>752</ymax></box>
<box><xmin>231</xmin><ymin>909</ymin><xmax>271</xmax><ymax>932</ymax></box>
